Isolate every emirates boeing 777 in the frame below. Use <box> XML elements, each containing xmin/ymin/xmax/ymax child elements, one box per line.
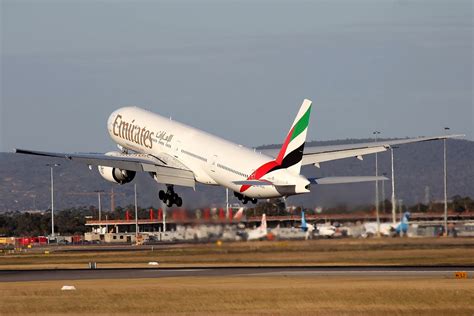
<box><xmin>16</xmin><ymin>99</ymin><xmax>462</xmax><ymax>207</ymax></box>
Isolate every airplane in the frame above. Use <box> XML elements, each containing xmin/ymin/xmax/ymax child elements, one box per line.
<box><xmin>233</xmin><ymin>207</ymin><xmax>245</xmax><ymax>221</ymax></box>
<box><xmin>15</xmin><ymin>99</ymin><xmax>463</xmax><ymax>207</ymax></box>
<box><xmin>299</xmin><ymin>210</ymin><xmax>316</xmax><ymax>240</ymax></box>
<box><xmin>395</xmin><ymin>211</ymin><xmax>411</xmax><ymax>236</ymax></box>
<box><xmin>362</xmin><ymin>211</ymin><xmax>411</xmax><ymax>237</ymax></box>
<box><xmin>362</xmin><ymin>222</ymin><xmax>394</xmax><ymax>238</ymax></box>
<box><xmin>316</xmin><ymin>223</ymin><xmax>337</xmax><ymax>238</ymax></box>
<box><xmin>246</xmin><ymin>213</ymin><xmax>268</xmax><ymax>241</ymax></box>
<box><xmin>299</xmin><ymin>210</ymin><xmax>335</xmax><ymax>239</ymax></box>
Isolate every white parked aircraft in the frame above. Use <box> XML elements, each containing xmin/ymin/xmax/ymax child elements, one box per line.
<box><xmin>233</xmin><ymin>207</ymin><xmax>245</xmax><ymax>221</ymax></box>
<box><xmin>316</xmin><ymin>224</ymin><xmax>337</xmax><ymax>238</ymax></box>
<box><xmin>299</xmin><ymin>210</ymin><xmax>335</xmax><ymax>239</ymax></box>
<box><xmin>16</xmin><ymin>99</ymin><xmax>462</xmax><ymax>207</ymax></box>
<box><xmin>362</xmin><ymin>211</ymin><xmax>411</xmax><ymax>238</ymax></box>
<box><xmin>246</xmin><ymin>214</ymin><xmax>268</xmax><ymax>241</ymax></box>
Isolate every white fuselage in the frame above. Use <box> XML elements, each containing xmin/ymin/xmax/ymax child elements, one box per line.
<box><xmin>107</xmin><ymin>107</ymin><xmax>310</xmax><ymax>199</ymax></box>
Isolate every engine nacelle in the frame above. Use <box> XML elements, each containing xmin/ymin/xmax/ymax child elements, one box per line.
<box><xmin>98</xmin><ymin>165</ymin><xmax>136</xmax><ymax>184</ymax></box>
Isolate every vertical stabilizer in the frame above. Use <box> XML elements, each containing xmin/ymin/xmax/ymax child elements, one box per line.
<box><xmin>275</xmin><ymin>99</ymin><xmax>312</xmax><ymax>175</ymax></box>
<box><xmin>261</xmin><ymin>213</ymin><xmax>267</xmax><ymax>232</ymax></box>
<box><xmin>233</xmin><ymin>207</ymin><xmax>244</xmax><ymax>221</ymax></box>
<box><xmin>301</xmin><ymin>210</ymin><xmax>307</xmax><ymax>229</ymax></box>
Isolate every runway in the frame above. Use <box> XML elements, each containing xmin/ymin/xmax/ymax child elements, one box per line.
<box><xmin>1</xmin><ymin>266</ymin><xmax>472</xmax><ymax>282</ymax></box>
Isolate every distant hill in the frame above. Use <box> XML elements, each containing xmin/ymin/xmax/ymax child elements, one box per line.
<box><xmin>0</xmin><ymin>138</ymin><xmax>472</xmax><ymax>212</ymax></box>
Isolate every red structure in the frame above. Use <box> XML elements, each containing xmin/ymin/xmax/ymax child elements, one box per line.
<box><xmin>149</xmin><ymin>208</ymin><xmax>154</xmax><ymax>220</ymax></box>
<box><xmin>158</xmin><ymin>208</ymin><xmax>163</xmax><ymax>221</ymax></box>
<box><xmin>203</xmin><ymin>208</ymin><xmax>210</xmax><ymax>220</ymax></box>
<box><xmin>16</xmin><ymin>237</ymin><xmax>32</xmax><ymax>246</ymax></box>
<box><xmin>125</xmin><ymin>210</ymin><xmax>131</xmax><ymax>221</ymax></box>
<box><xmin>218</xmin><ymin>208</ymin><xmax>225</xmax><ymax>220</ymax></box>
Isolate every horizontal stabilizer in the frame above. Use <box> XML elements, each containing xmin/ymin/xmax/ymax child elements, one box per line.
<box><xmin>309</xmin><ymin>176</ymin><xmax>388</xmax><ymax>185</ymax></box>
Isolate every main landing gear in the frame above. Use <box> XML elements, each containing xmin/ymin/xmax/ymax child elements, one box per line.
<box><xmin>234</xmin><ymin>192</ymin><xmax>257</xmax><ymax>205</ymax></box>
<box><xmin>159</xmin><ymin>185</ymin><xmax>183</xmax><ymax>207</ymax></box>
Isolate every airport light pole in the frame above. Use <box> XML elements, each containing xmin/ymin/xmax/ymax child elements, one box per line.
<box><xmin>382</xmin><ymin>172</ymin><xmax>387</xmax><ymax>214</ymax></box>
<box><xmin>46</xmin><ymin>163</ymin><xmax>60</xmax><ymax>238</ymax></box>
<box><xmin>373</xmin><ymin>131</ymin><xmax>381</xmax><ymax>235</ymax></box>
<box><xmin>94</xmin><ymin>190</ymin><xmax>104</xmax><ymax>221</ymax></box>
<box><xmin>390</xmin><ymin>146</ymin><xmax>398</xmax><ymax>224</ymax></box>
<box><xmin>398</xmin><ymin>199</ymin><xmax>403</xmax><ymax>220</ymax></box>
<box><xmin>226</xmin><ymin>188</ymin><xmax>229</xmax><ymax>220</ymax></box>
<box><xmin>134</xmin><ymin>183</ymin><xmax>139</xmax><ymax>242</ymax></box>
<box><xmin>105</xmin><ymin>215</ymin><xmax>109</xmax><ymax>234</ymax></box>
<box><xmin>443</xmin><ymin>127</ymin><xmax>450</xmax><ymax>236</ymax></box>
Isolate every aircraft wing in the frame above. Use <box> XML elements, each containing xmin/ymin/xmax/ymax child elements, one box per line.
<box><xmin>15</xmin><ymin>149</ymin><xmax>196</xmax><ymax>188</ymax></box>
<box><xmin>260</xmin><ymin>134</ymin><xmax>464</xmax><ymax>166</ymax></box>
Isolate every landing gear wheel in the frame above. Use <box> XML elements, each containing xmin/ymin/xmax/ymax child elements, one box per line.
<box><xmin>159</xmin><ymin>190</ymin><xmax>165</xmax><ymax>200</ymax></box>
<box><xmin>166</xmin><ymin>197</ymin><xmax>173</xmax><ymax>207</ymax></box>
<box><xmin>159</xmin><ymin>185</ymin><xmax>184</xmax><ymax>207</ymax></box>
<box><xmin>251</xmin><ymin>198</ymin><xmax>257</xmax><ymax>204</ymax></box>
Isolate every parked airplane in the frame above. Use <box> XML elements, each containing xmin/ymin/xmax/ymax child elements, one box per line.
<box><xmin>299</xmin><ymin>210</ymin><xmax>316</xmax><ymax>240</ymax></box>
<box><xmin>362</xmin><ymin>211</ymin><xmax>411</xmax><ymax>237</ymax></box>
<box><xmin>233</xmin><ymin>207</ymin><xmax>245</xmax><ymax>221</ymax></box>
<box><xmin>16</xmin><ymin>99</ymin><xmax>462</xmax><ymax>207</ymax></box>
<box><xmin>316</xmin><ymin>224</ymin><xmax>337</xmax><ymax>238</ymax></box>
<box><xmin>299</xmin><ymin>210</ymin><xmax>335</xmax><ymax>239</ymax></box>
<box><xmin>362</xmin><ymin>222</ymin><xmax>395</xmax><ymax>237</ymax></box>
<box><xmin>395</xmin><ymin>211</ymin><xmax>411</xmax><ymax>236</ymax></box>
<box><xmin>246</xmin><ymin>214</ymin><xmax>268</xmax><ymax>241</ymax></box>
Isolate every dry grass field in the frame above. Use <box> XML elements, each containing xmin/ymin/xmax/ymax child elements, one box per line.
<box><xmin>1</xmin><ymin>239</ymin><xmax>473</xmax><ymax>315</ymax></box>
<box><xmin>1</xmin><ymin>238</ymin><xmax>474</xmax><ymax>269</ymax></box>
<box><xmin>1</xmin><ymin>276</ymin><xmax>473</xmax><ymax>315</ymax></box>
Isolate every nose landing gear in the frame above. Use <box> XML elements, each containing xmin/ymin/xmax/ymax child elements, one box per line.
<box><xmin>159</xmin><ymin>185</ymin><xmax>183</xmax><ymax>207</ymax></box>
<box><xmin>233</xmin><ymin>192</ymin><xmax>257</xmax><ymax>205</ymax></box>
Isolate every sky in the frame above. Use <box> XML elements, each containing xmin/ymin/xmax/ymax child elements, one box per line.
<box><xmin>1</xmin><ymin>0</ymin><xmax>473</xmax><ymax>153</ymax></box>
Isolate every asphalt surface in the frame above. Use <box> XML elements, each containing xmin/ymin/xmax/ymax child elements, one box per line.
<box><xmin>1</xmin><ymin>266</ymin><xmax>473</xmax><ymax>282</ymax></box>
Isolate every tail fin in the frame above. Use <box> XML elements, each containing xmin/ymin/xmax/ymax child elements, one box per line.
<box><xmin>261</xmin><ymin>213</ymin><xmax>267</xmax><ymax>231</ymax></box>
<box><xmin>233</xmin><ymin>207</ymin><xmax>244</xmax><ymax>221</ymax></box>
<box><xmin>275</xmin><ymin>99</ymin><xmax>312</xmax><ymax>175</ymax></box>
<box><xmin>301</xmin><ymin>210</ymin><xmax>307</xmax><ymax>228</ymax></box>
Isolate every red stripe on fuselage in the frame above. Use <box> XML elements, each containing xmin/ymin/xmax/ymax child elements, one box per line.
<box><xmin>239</xmin><ymin>128</ymin><xmax>294</xmax><ymax>193</ymax></box>
<box><xmin>275</xmin><ymin>127</ymin><xmax>294</xmax><ymax>164</ymax></box>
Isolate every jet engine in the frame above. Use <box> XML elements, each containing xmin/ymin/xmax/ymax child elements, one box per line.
<box><xmin>98</xmin><ymin>165</ymin><xmax>136</xmax><ymax>184</ymax></box>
